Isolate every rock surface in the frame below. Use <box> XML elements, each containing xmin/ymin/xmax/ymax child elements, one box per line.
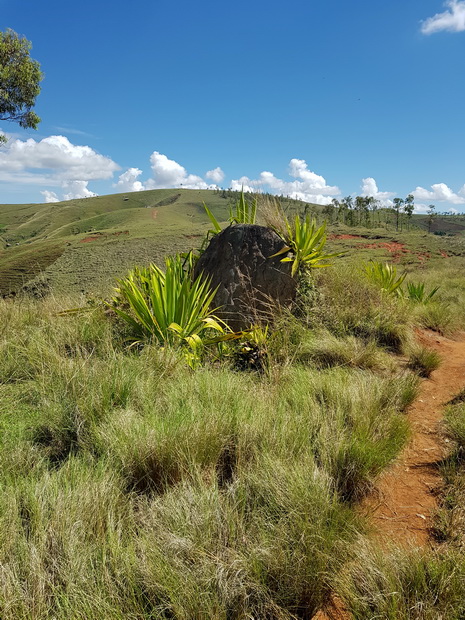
<box><xmin>194</xmin><ymin>224</ymin><xmax>296</xmax><ymax>330</ymax></box>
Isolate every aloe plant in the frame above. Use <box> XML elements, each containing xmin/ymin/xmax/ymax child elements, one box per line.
<box><xmin>272</xmin><ymin>215</ymin><xmax>343</xmax><ymax>276</ymax></box>
<box><xmin>111</xmin><ymin>255</ymin><xmax>225</xmax><ymax>346</ymax></box>
<box><xmin>229</xmin><ymin>191</ymin><xmax>257</xmax><ymax>224</ymax></box>
<box><xmin>405</xmin><ymin>282</ymin><xmax>440</xmax><ymax>304</ymax></box>
<box><xmin>364</xmin><ymin>261</ymin><xmax>406</xmax><ymax>297</ymax></box>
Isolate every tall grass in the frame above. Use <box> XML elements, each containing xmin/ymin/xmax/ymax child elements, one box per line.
<box><xmin>0</xmin><ymin>288</ymin><xmax>422</xmax><ymax>618</ymax></box>
<box><xmin>336</xmin><ymin>542</ymin><xmax>465</xmax><ymax>619</ymax></box>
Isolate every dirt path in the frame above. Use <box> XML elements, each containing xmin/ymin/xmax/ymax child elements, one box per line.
<box><xmin>314</xmin><ymin>329</ymin><xmax>465</xmax><ymax>619</ymax></box>
<box><xmin>362</xmin><ymin>330</ymin><xmax>465</xmax><ymax>547</ymax></box>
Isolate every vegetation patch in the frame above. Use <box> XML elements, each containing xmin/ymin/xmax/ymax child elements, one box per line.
<box><xmin>0</xmin><ymin>241</ymin><xmax>64</xmax><ymax>295</ymax></box>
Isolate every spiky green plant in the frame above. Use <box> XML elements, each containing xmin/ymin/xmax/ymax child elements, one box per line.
<box><xmin>405</xmin><ymin>281</ymin><xmax>440</xmax><ymax>304</ymax></box>
<box><xmin>229</xmin><ymin>191</ymin><xmax>257</xmax><ymax>224</ymax></box>
<box><xmin>364</xmin><ymin>261</ymin><xmax>406</xmax><ymax>297</ymax></box>
<box><xmin>272</xmin><ymin>215</ymin><xmax>343</xmax><ymax>276</ymax></box>
<box><xmin>111</xmin><ymin>255</ymin><xmax>225</xmax><ymax>346</ymax></box>
<box><xmin>203</xmin><ymin>203</ymin><xmax>222</xmax><ymax>235</ymax></box>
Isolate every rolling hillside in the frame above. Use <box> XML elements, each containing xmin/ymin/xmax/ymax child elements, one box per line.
<box><xmin>0</xmin><ymin>189</ymin><xmax>238</xmax><ymax>295</ymax></box>
<box><xmin>2</xmin><ymin>189</ymin><xmax>465</xmax><ymax>297</ymax></box>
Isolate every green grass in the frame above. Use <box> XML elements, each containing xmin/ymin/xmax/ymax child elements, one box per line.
<box><xmin>2</xmin><ymin>189</ymin><xmax>465</xmax><ymax>298</ymax></box>
<box><xmin>406</xmin><ymin>343</ymin><xmax>441</xmax><ymax>377</ymax></box>
<box><xmin>0</xmin><ymin>241</ymin><xmax>65</xmax><ymax>295</ymax></box>
<box><xmin>336</xmin><ymin>392</ymin><xmax>465</xmax><ymax>620</ymax></box>
<box><xmin>336</xmin><ymin>543</ymin><xmax>465</xmax><ymax>619</ymax></box>
<box><xmin>2</xmin><ymin>196</ymin><xmax>465</xmax><ymax>617</ymax></box>
<box><xmin>0</xmin><ymin>284</ymin><xmax>423</xmax><ymax>618</ymax></box>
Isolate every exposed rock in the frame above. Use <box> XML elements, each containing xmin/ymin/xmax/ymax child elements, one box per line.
<box><xmin>194</xmin><ymin>224</ymin><xmax>296</xmax><ymax>330</ymax></box>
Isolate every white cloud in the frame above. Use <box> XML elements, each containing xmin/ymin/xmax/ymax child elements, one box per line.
<box><xmin>145</xmin><ymin>151</ymin><xmax>211</xmax><ymax>190</ymax></box>
<box><xmin>231</xmin><ymin>158</ymin><xmax>340</xmax><ymax>204</ymax></box>
<box><xmin>40</xmin><ymin>190</ymin><xmax>60</xmax><ymax>203</ymax></box>
<box><xmin>360</xmin><ymin>177</ymin><xmax>395</xmax><ymax>205</ymax></box>
<box><xmin>421</xmin><ymin>0</ymin><xmax>465</xmax><ymax>34</ymax></box>
<box><xmin>0</xmin><ymin>135</ymin><xmax>119</xmax><ymax>180</ymax></box>
<box><xmin>62</xmin><ymin>181</ymin><xmax>97</xmax><ymax>200</ymax></box>
<box><xmin>412</xmin><ymin>182</ymin><xmax>465</xmax><ymax>204</ymax></box>
<box><xmin>413</xmin><ymin>203</ymin><xmax>430</xmax><ymax>214</ymax></box>
<box><xmin>0</xmin><ymin>134</ymin><xmax>120</xmax><ymax>201</ymax></box>
<box><xmin>206</xmin><ymin>166</ymin><xmax>225</xmax><ymax>184</ymax></box>
<box><xmin>114</xmin><ymin>168</ymin><xmax>145</xmax><ymax>192</ymax></box>
<box><xmin>230</xmin><ymin>176</ymin><xmax>259</xmax><ymax>193</ymax></box>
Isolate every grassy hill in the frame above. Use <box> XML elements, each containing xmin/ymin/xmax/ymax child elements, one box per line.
<box><xmin>2</xmin><ymin>188</ymin><xmax>465</xmax><ymax>297</ymax></box>
<box><xmin>0</xmin><ymin>189</ymin><xmax>238</xmax><ymax>295</ymax></box>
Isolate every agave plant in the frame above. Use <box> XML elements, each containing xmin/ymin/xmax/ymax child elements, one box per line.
<box><xmin>364</xmin><ymin>261</ymin><xmax>406</xmax><ymax>297</ymax></box>
<box><xmin>229</xmin><ymin>191</ymin><xmax>257</xmax><ymax>225</ymax></box>
<box><xmin>111</xmin><ymin>255</ymin><xmax>225</xmax><ymax>346</ymax></box>
<box><xmin>203</xmin><ymin>189</ymin><xmax>257</xmax><ymax>237</ymax></box>
<box><xmin>405</xmin><ymin>281</ymin><xmax>440</xmax><ymax>304</ymax></box>
<box><xmin>272</xmin><ymin>215</ymin><xmax>343</xmax><ymax>276</ymax></box>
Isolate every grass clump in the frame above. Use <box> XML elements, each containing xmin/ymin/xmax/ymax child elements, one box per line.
<box><xmin>406</xmin><ymin>343</ymin><xmax>441</xmax><ymax>377</ymax></box>
<box><xmin>336</xmin><ymin>543</ymin><xmax>465</xmax><ymax>620</ymax></box>
<box><xmin>305</xmin><ymin>264</ymin><xmax>413</xmax><ymax>352</ymax></box>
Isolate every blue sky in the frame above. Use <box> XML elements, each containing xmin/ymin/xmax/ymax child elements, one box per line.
<box><xmin>1</xmin><ymin>0</ymin><xmax>465</xmax><ymax>212</ymax></box>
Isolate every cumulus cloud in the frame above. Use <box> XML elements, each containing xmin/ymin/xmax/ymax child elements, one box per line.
<box><xmin>62</xmin><ymin>181</ymin><xmax>97</xmax><ymax>201</ymax></box>
<box><xmin>145</xmin><ymin>151</ymin><xmax>212</xmax><ymax>190</ymax></box>
<box><xmin>231</xmin><ymin>158</ymin><xmax>340</xmax><ymax>204</ymax></box>
<box><xmin>40</xmin><ymin>190</ymin><xmax>60</xmax><ymax>203</ymax></box>
<box><xmin>0</xmin><ymin>134</ymin><xmax>120</xmax><ymax>201</ymax></box>
<box><xmin>421</xmin><ymin>0</ymin><xmax>465</xmax><ymax>34</ymax></box>
<box><xmin>230</xmin><ymin>176</ymin><xmax>260</xmax><ymax>193</ymax></box>
<box><xmin>114</xmin><ymin>168</ymin><xmax>145</xmax><ymax>192</ymax></box>
<box><xmin>0</xmin><ymin>135</ymin><xmax>119</xmax><ymax>180</ymax></box>
<box><xmin>205</xmin><ymin>166</ymin><xmax>225</xmax><ymax>184</ymax></box>
<box><xmin>360</xmin><ymin>177</ymin><xmax>395</xmax><ymax>205</ymax></box>
<box><xmin>412</xmin><ymin>182</ymin><xmax>465</xmax><ymax>204</ymax></box>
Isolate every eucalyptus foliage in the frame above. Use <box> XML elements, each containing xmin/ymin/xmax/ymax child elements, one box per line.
<box><xmin>0</xmin><ymin>29</ymin><xmax>43</xmax><ymax>142</ymax></box>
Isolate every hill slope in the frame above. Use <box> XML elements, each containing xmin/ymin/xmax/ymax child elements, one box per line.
<box><xmin>2</xmin><ymin>189</ymin><xmax>465</xmax><ymax>297</ymax></box>
<box><xmin>0</xmin><ymin>189</ymin><xmax>238</xmax><ymax>295</ymax></box>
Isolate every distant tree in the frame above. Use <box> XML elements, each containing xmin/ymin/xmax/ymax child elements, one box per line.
<box><xmin>341</xmin><ymin>195</ymin><xmax>354</xmax><ymax>226</ymax></box>
<box><xmin>368</xmin><ymin>197</ymin><xmax>381</xmax><ymax>226</ymax></box>
<box><xmin>322</xmin><ymin>201</ymin><xmax>335</xmax><ymax>223</ymax></box>
<box><xmin>403</xmin><ymin>194</ymin><xmax>415</xmax><ymax>230</ymax></box>
<box><xmin>427</xmin><ymin>204</ymin><xmax>436</xmax><ymax>233</ymax></box>
<box><xmin>331</xmin><ymin>198</ymin><xmax>341</xmax><ymax>223</ymax></box>
<box><xmin>0</xmin><ymin>29</ymin><xmax>43</xmax><ymax>144</ymax></box>
<box><xmin>393</xmin><ymin>197</ymin><xmax>404</xmax><ymax>232</ymax></box>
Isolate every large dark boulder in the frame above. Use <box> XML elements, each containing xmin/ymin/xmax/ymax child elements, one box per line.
<box><xmin>194</xmin><ymin>224</ymin><xmax>296</xmax><ymax>330</ymax></box>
